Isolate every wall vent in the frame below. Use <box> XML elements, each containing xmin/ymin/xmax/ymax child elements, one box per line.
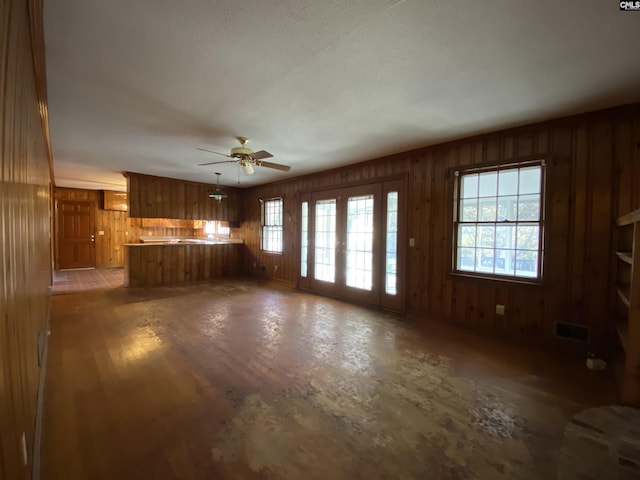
<box><xmin>555</xmin><ymin>322</ymin><xmax>589</xmax><ymax>342</ymax></box>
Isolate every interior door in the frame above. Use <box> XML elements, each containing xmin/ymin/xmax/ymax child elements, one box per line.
<box><xmin>57</xmin><ymin>200</ymin><xmax>95</xmax><ymax>269</ymax></box>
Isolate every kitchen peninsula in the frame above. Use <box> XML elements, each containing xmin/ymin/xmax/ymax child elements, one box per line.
<box><xmin>124</xmin><ymin>238</ymin><xmax>243</xmax><ymax>287</ymax></box>
<box><xmin>124</xmin><ymin>172</ymin><xmax>245</xmax><ymax>287</ymax></box>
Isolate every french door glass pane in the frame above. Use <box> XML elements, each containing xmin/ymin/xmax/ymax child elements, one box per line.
<box><xmin>314</xmin><ymin>199</ymin><xmax>336</xmax><ymax>283</ymax></box>
<box><xmin>346</xmin><ymin>195</ymin><xmax>374</xmax><ymax>290</ymax></box>
<box><xmin>301</xmin><ymin>202</ymin><xmax>308</xmax><ymax>277</ymax></box>
<box><xmin>385</xmin><ymin>192</ymin><xmax>398</xmax><ymax>295</ymax></box>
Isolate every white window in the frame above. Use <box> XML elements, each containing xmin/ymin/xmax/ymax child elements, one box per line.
<box><xmin>261</xmin><ymin>198</ymin><xmax>283</xmax><ymax>253</ymax></box>
<box><xmin>300</xmin><ymin>201</ymin><xmax>308</xmax><ymax>277</ymax></box>
<box><xmin>385</xmin><ymin>191</ymin><xmax>398</xmax><ymax>295</ymax></box>
<box><xmin>454</xmin><ymin>161</ymin><xmax>544</xmax><ymax>280</ymax></box>
<box><xmin>204</xmin><ymin>220</ymin><xmax>229</xmax><ymax>238</ymax></box>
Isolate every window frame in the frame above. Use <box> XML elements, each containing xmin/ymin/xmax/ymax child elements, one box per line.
<box><xmin>451</xmin><ymin>158</ymin><xmax>546</xmax><ymax>284</ymax></box>
<box><xmin>260</xmin><ymin>197</ymin><xmax>284</xmax><ymax>254</ymax></box>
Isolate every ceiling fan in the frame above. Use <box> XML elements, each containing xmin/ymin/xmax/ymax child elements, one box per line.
<box><xmin>197</xmin><ymin>137</ymin><xmax>290</xmax><ymax>175</ymax></box>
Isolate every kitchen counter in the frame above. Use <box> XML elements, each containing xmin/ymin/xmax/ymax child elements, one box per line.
<box><xmin>124</xmin><ymin>239</ymin><xmax>243</xmax><ymax>287</ymax></box>
<box><xmin>126</xmin><ymin>237</ymin><xmax>243</xmax><ymax>246</ymax></box>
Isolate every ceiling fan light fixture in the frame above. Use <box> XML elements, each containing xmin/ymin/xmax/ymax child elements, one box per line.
<box><xmin>242</xmin><ymin>163</ymin><xmax>255</xmax><ymax>175</ymax></box>
<box><xmin>209</xmin><ymin>172</ymin><xmax>228</xmax><ymax>202</ymax></box>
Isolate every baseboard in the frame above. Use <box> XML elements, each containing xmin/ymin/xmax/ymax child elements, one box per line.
<box><xmin>31</xmin><ymin>294</ymin><xmax>51</xmax><ymax>480</ymax></box>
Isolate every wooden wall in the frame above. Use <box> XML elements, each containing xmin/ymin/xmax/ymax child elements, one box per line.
<box><xmin>241</xmin><ymin>103</ymin><xmax>640</xmax><ymax>351</ymax></box>
<box><xmin>1</xmin><ymin>0</ymin><xmax>53</xmax><ymax>479</ymax></box>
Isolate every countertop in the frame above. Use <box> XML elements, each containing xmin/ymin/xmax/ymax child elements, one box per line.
<box><xmin>125</xmin><ymin>237</ymin><xmax>243</xmax><ymax>246</ymax></box>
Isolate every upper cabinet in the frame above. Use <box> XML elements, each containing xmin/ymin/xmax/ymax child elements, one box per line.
<box><xmin>126</xmin><ymin>172</ymin><xmax>241</xmax><ymax>221</ymax></box>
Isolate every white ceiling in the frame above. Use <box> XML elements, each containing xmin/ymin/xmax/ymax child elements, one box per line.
<box><xmin>44</xmin><ymin>0</ymin><xmax>640</xmax><ymax>191</ymax></box>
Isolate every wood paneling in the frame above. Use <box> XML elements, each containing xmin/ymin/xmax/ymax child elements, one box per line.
<box><xmin>127</xmin><ymin>172</ymin><xmax>242</xmax><ymax>222</ymax></box>
<box><xmin>1</xmin><ymin>0</ymin><xmax>53</xmax><ymax>479</ymax></box>
<box><xmin>125</xmin><ymin>244</ymin><xmax>243</xmax><ymax>287</ymax></box>
<box><xmin>240</xmin><ymin>103</ymin><xmax>640</xmax><ymax>351</ymax></box>
<box><xmin>101</xmin><ymin>190</ymin><xmax>128</xmax><ymax>211</ymax></box>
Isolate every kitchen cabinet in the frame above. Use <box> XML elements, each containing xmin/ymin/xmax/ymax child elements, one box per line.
<box><xmin>127</xmin><ymin>172</ymin><xmax>240</xmax><ymax>221</ymax></box>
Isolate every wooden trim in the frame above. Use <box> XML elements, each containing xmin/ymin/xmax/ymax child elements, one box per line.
<box><xmin>31</xmin><ymin>298</ymin><xmax>51</xmax><ymax>480</ymax></box>
<box><xmin>617</xmin><ymin>251</ymin><xmax>633</xmax><ymax>264</ymax></box>
<box><xmin>448</xmin><ymin>271</ymin><xmax>544</xmax><ymax>287</ymax></box>
<box><xmin>124</xmin><ymin>171</ymin><xmax>218</xmax><ymax>189</ymax></box>
<box><xmin>617</xmin><ymin>208</ymin><xmax>640</xmax><ymax>226</ymax></box>
<box><xmin>448</xmin><ymin>155</ymin><xmax>545</xmax><ymax>177</ymax></box>
<box><xmin>617</xmin><ymin>286</ymin><xmax>631</xmax><ymax>309</ymax></box>
<box><xmin>296</xmin><ymin>173</ymin><xmax>407</xmax><ymax>196</ymax></box>
<box><xmin>27</xmin><ymin>0</ymin><xmax>54</xmax><ymax>185</ymax></box>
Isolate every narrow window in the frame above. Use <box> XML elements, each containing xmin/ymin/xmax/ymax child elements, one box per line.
<box><xmin>385</xmin><ymin>191</ymin><xmax>398</xmax><ymax>294</ymax></box>
<box><xmin>314</xmin><ymin>199</ymin><xmax>336</xmax><ymax>283</ymax></box>
<box><xmin>301</xmin><ymin>201</ymin><xmax>308</xmax><ymax>277</ymax></box>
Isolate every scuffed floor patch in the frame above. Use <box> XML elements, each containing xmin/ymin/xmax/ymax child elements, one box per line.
<box><xmin>212</xmin><ymin>350</ymin><xmax>537</xmax><ymax>480</ymax></box>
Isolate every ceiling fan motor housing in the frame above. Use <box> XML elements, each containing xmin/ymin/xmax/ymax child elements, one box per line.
<box><xmin>230</xmin><ymin>147</ymin><xmax>253</xmax><ymax>158</ymax></box>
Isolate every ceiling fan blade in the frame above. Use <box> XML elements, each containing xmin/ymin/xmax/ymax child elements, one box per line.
<box><xmin>257</xmin><ymin>160</ymin><xmax>291</xmax><ymax>172</ymax></box>
<box><xmin>250</xmin><ymin>150</ymin><xmax>273</xmax><ymax>160</ymax></box>
<box><xmin>198</xmin><ymin>160</ymin><xmax>236</xmax><ymax>166</ymax></box>
<box><xmin>197</xmin><ymin>147</ymin><xmax>231</xmax><ymax>157</ymax></box>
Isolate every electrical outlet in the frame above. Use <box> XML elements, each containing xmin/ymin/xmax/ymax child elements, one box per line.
<box><xmin>274</xmin><ymin>265</ymin><xmax>278</xmax><ymax>271</ymax></box>
<box><xmin>495</xmin><ymin>304</ymin><xmax>505</xmax><ymax>315</ymax></box>
<box><xmin>253</xmin><ymin>262</ymin><xmax>256</xmax><ymax>268</ymax></box>
<box><xmin>409</xmin><ymin>238</ymin><xmax>415</xmax><ymax>247</ymax></box>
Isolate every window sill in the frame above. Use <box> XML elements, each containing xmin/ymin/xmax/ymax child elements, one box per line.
<box><xmin>260</xmin><ymin>250</ymin><xmax>283</xmax><ymax>256</ymax></box>
<box><xmin>448</xmin><ymin>271</ymin><xmax>543</xmax><ymax>287</ymax></box>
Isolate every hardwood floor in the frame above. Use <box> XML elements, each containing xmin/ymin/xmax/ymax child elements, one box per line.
<box><xmin>52</xmin><ymin>267</ymin><xmax>124</xmax><ymax>294</ymax></box>
<box><xmin>42</xmin><ymin>279</ymin><xmax>615</xmax><ymax>479</ymax></box>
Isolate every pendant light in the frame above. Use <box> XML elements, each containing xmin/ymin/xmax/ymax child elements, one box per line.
<box><xmin>209</xmin><ymin>172</ymin><xmax>228</xmax><ymax>202</ymax></box>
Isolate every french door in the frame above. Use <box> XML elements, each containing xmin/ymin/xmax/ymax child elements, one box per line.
<box><xmin>299</xmin><ymin>178</ymin><xmax>405</xmax><ymax>312</ymax></box>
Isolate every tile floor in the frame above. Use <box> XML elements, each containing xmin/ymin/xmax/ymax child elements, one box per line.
<box><xmin>51</xmin><ymin>267</ymin><xmax>124</xmax><ymax>294</ymax></box>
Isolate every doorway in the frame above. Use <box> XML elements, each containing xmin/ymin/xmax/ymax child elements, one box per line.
<box><xmin>56</xmin><ymin>200</ymin><xmax>96</xmax><ymax>269</ymax></box>
<box><xmin>299</xmin><ymin>178</ymin><xmax>406</xmax><ymax>312</ymax></box>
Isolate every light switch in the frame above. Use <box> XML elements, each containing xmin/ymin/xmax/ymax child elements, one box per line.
<box><xmin>409</xmin><ymin>238</ymin><xmax>415</xmax><ymax>247</ymax></box>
